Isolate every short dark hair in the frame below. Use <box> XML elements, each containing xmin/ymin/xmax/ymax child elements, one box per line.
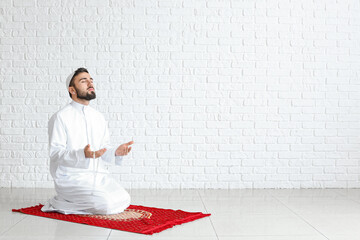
<box><xmin>68</xmin><ymin>67</ymin><xmax>89</xmax><ymax>98</ymax></box>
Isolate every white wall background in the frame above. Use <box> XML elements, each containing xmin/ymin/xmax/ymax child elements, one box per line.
<box><xmin>0</xmin><ymin>0</ymin><xmax>360</xmax><ymax>189</ymax></box>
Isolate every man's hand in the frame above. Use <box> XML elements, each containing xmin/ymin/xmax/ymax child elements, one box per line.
<box><xmin>115</xmin><ymin>141</ymin><xmax>134</xmax><ymax>156</ymax></box>
<box><xmin>84</xmin><ymin>144</ymin><xmax>107</xmax><ymax>158</ymax></box>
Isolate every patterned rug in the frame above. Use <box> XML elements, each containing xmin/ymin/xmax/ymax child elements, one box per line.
<box><xmin>12</xmin><ymin>204</ymin><xmax>211</xmax><ymax>235</ymax></box>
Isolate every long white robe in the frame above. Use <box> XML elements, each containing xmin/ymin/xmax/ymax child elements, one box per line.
<box><xmin>41</xmin><ymin>100</ymin><xmax>131</xmax><ymax>215</ymax></box>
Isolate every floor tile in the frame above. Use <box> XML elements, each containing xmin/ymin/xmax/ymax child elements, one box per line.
<box><xmin>267</xmin><ymin>189</ymin><xmax>341</xmax><ymax>198</ymax></box>
<box><xmin>0</xmin><ymin>236</ymin><xmax>106</xmax><ymax>240</ymax></box>
<box><xmin>108</xmin><ymin>217</ymin><xmax>216</xmax><ymax>239</ymax></box>
<box><xmin>276</xmin><ymin>196</ymin><xmax>360</xmax><ymax>215</ymax></box>
<box><xmin>218</xmin><ymin>236</ymin><xmax>327</xmax><ymax>240</ymax></box>
<box><xmin>108</xmin><ymin>233</ymin><xmax>218</xmax><ymax>240</ymax></box>
<box><xmin>0</xmin><ymin>212</ymin><xmax>26</xmax><ymax>236</ymax></box>
<box><xmin>0</xmin><ymin>188</ymin><xmax>55</xmax><ymax>202</ymax></box>
<box><xmin>2</xmin><ymin>215</ymin><xmax>110</xmax><ymax>237</ymax></box>
<box><xmin>198</xmin><ymin>189</ymin><xmax>272</xmax><ymax>200</ymax></box>
<box><xmin>332</xmin><ymin>189</ymin><xmax>360</xmax><ymax>204</ymax></box>
<box><xmin>202</xmin><ymin>197</ymin><xmax>295</xmax><ymax>216</ymax></box>
<box><xmin>326</xmin><ymin>235</ymin><xmax>360</xmax><ymax>240</ymax></box>
<box><xmin>300</xmin><ymin>213</ymin><xmax>360</xmax><ymax>236</ymax></box>
<box><xmin>0</xmin><ymin>200</ymin><xmax>43</xmax><ymax>213</ymax></box>
<box><xmin>211</xmin><ymin>214</ymin><xmax>320</xmax><ymax>236</ymax></box>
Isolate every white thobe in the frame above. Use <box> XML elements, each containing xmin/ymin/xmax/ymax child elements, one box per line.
<box><xmin>41</xmin><ymin>100</ymin><xmax>131</xmax><ymax>215</ymax></box>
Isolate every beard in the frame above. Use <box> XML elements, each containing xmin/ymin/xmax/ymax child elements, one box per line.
<box><xmin>74</xmin><ymin>86</ymin><xmax>96</xmax><ymax>100</ymax></box>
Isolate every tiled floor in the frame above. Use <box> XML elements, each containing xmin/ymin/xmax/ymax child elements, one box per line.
<box><xmin>1</xmin><ymin>188</ymin><xmax>360</xmax><ymax>239</ymax></box>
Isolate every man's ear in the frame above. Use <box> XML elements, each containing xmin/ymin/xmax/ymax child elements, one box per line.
<box><xmin>69</xmin><ymin>86</ymin><xmax>75</xmax><ymax>94</ymax></box>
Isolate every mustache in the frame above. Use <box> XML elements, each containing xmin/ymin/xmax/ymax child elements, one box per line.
<box><xmin>87</xmin><ymin>86</ymin><xmax>95</xmax><ymax>90</ymax></box>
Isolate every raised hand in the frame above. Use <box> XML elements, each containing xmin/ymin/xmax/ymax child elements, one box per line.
<box><xmin>84</xmin><ymin>144</ymin><xmax>107</xmax><ymax>158</ymax></box>
<box><xmin>115</xmin><ymin>141</ymin><xmax>134</xmax><ymax>156</ymax></box>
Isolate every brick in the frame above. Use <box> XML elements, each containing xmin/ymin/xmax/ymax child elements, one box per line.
<box><xmin>13</xmin><ymin>0</ymin><xmax>35</xmax><ymax>6</ymax></box>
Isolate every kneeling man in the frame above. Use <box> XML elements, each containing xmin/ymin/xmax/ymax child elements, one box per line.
<box><xmin>42</xmin><ymin>67</ymin><xmax>133</xmax><ymax>215</ymax></box>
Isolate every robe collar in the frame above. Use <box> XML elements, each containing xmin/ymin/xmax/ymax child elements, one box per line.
<box><xmin>70</xmin><ymin>100</ymin><xmax>89</xmax><ymax>112</ymax></box>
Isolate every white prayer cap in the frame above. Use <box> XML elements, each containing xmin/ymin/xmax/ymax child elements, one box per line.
<box><xmin>66</xmin><ymin>70</ymin><xmax>75</xmax><ymax>90</ymax></box>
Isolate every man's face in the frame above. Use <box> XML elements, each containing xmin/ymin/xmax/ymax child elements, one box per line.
<box><xmin>71</xmin><ymin>72</ymin><xmax>96</xmax><ymax>101</ymax></box>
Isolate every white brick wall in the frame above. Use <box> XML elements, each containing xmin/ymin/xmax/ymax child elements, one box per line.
<box><xmin>0</xmin><ymin>0</ymin><xmax>360</xmax><ymax>189</ymax></box>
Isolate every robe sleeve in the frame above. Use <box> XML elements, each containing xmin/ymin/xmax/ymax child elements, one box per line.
<box><xmin>100</xmin><ymin>121</ymin><xmax>124</xmax><ymax>166</ymax></box>
<box><xmin>48</xmin><ymin>114</ymin><xmax>90</xmax><ymax>169</ymax></box>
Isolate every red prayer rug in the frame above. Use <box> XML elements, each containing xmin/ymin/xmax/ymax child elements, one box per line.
<box><xmin>12</xmin><ymin>204</ymin><xmax>211</xmax><ymax>235</ymax></box>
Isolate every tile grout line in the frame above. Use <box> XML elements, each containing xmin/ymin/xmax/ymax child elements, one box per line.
<box><xmin>270</xmin><ymin>193</ymin><xmax>330</xmax><ymax>240</ymax></box>
<box><xmin>106</xmin><ymin>229</ymin><xmax>112</xmax><ymax>240</ymax></box>
<box><xmin>0</xmin><ymin>215</ymin><xmax>28</xmax><ymax>237</ymax></box>
<box><xmin>197</xmin><ymin>190</ymin><xmax>220</xmax><ymax>240</ymax></box>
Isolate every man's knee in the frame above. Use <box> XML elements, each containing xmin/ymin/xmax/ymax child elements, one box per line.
<box><xmin>92</xmin><ymin>192</ymin><xmax>130</xmax><ymax>215</ymax></box>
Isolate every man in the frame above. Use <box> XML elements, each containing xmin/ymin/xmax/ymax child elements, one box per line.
<box><xmin>42</xmin><ymin>67</ymin><xmax>133</xmax><ymax>215</ymax></box>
